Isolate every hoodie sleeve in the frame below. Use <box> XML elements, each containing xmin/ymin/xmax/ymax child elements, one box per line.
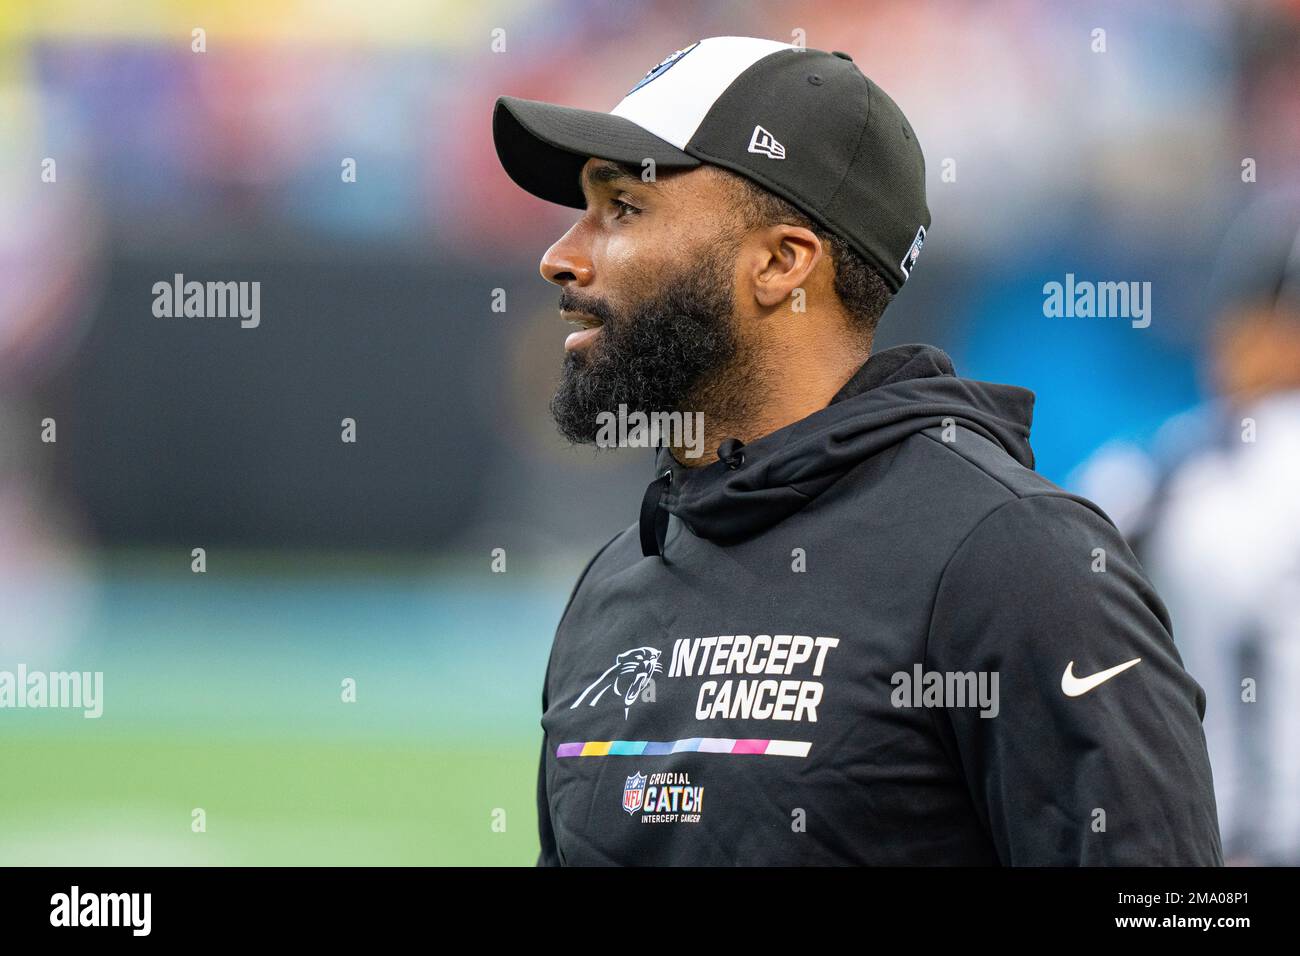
<box><xmin>925</xmin><ymin>493</ymin><xmax>1223</xmax><ymax>865</ymax></box>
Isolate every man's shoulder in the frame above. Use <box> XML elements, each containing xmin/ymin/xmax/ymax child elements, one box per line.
<box><xmin>874</xmin><ymin>424</ymin><xmax>1127</xmax><ymax>559</ymax></box>
<box><xmin>908</xmin><ymin>421</ymin><xmax>1061</xmax><ymax>501</ymax></box>
<box><xmin>572</xmin><ymin>523</ymin><xmax>641</xmax><ymax>582</ymax></box>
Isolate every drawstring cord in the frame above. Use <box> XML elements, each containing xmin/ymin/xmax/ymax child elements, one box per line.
<box><xmin>717</xmin><ymin>437</ymin><xmax>746</xmax><ymax>470</ymax></box>
<box><xmin>639</xmin><ymin>439</ymin><xmax>746</xmax><ymax>559</ymax></box>
<box><xmin>639</xmin><ymin>469</ymin><xmax>672</xmax><ymax>558</ymax></box>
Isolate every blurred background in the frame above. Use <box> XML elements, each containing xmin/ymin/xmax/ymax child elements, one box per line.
<box><xmin>1</xmin><ymin>0</ymin><xmax>1298</xmax><ymax>865</ymax></box>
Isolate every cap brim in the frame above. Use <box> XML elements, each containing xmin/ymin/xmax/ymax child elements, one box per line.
<box><xmin>493</xmin><ymin>95</ymin><xmax>700</xmax><ymax>208</ymax></box>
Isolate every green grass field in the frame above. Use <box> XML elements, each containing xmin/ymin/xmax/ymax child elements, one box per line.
<box><xmin>0</xmin><ymin>553</ymin><xmax>569</xmax><ymax>865</ymax></box>
<box><xmin>1</xmin><ymin>737</ymin><xmax>538</xmax><ymax>865</ymax></box>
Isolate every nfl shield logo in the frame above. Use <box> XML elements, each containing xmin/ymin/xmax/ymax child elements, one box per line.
<box><xmin>623</xmin><ymin>772</ymin><xmax>647</xmax><ymax>814</ymax></box>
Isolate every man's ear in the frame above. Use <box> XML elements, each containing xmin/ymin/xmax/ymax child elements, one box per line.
<box><xmin>751</xmin><ymin>225</ymin><xmax>824</xmax><ymax>309</ymax></box>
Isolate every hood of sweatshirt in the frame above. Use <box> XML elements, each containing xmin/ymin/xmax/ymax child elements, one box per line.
<box><xmin>642</xmin><ymin>343</ymin><xmax>1036</xmax><ymax>553</ymax></box>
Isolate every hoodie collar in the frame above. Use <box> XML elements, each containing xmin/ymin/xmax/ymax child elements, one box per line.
<box><xmin>641</xmin><ymin>344</ymin><xmax>1035</xmax><ymax>555</ymax></box>
<box><xmin>829</xmin><ymin>341</ymin><xmax>958</xmax><ymax>403</ymax></box>
<box><xmin>654</xmin><ymin>343</ymin><xmax>989</xmax><ymax>484</ymax></box>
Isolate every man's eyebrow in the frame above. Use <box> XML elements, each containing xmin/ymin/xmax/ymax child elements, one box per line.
<box><xmin>581</xmin><ymin>161</ymin><xmax>650</xmax><ymax>192</ymax></box>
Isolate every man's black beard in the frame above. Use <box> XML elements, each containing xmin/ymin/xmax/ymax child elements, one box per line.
<box><xmin>550</xmin><ymin>245</ymin><xmax>755</xmax><ymax>446</ymax></box>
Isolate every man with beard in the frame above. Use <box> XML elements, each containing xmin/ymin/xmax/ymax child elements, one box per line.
<box><xmin>493</xmin><ymin>36</ymin><xmax>1222</xmax><ymax>865</ymax></box>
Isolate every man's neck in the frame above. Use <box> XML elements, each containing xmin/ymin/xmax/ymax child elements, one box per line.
<box><xmin>670</xmin><ymin>346</ymin><xmax>871</xmax><ymax>467</ymax></box>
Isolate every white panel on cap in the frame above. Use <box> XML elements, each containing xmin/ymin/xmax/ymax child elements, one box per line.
<box><xmin>610</xmin><ymin>36</ymin><xmax>794</xmax><ymax>150</ymax></box>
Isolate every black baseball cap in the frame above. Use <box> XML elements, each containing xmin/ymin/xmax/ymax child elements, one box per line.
<box><xmin>493</xmin><ymin>36</ymin><xmax>931</xmax><ymax>292</ymax></box>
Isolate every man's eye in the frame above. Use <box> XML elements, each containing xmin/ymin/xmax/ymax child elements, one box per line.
<box><xmin>611</xmin><ymin>198</ymin><xmax>641</xmax><ymax>218</ymax></box>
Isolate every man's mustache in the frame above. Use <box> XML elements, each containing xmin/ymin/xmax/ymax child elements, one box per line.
<box><xmin>558</xmin><ymin>291</ymin><xmax>618</xmax><ymax>328</ymax></box>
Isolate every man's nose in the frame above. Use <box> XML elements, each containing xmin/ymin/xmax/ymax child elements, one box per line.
<box><xmin>540</xmin><ymin>227</ymin><xmax>594</xmax><ymax>288</ymax></box>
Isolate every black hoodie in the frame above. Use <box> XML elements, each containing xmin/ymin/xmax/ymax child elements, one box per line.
<box><xmin>537</xmin><ymin>343</ymin><xmax>1223</xmax><ymax>866</ymax></box>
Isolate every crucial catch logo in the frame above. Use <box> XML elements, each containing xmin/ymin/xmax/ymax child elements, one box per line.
<box><xmin>622</xmin><ymin>771</ymin><xmax>703</xmax><ymax>824</ymax></box>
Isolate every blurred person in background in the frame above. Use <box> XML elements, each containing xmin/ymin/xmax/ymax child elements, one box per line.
<box><xmin>1142</xmin><ymin>202</ymin><xmax>1300</xmax><ymax>866</ymax></box>
<box><xmin>1074</xmin><ymin>199</ymin><xmax>1300</xmax><ymax>865</ymax></box>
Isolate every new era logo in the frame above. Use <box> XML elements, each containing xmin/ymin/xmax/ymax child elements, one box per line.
<box><xmin>747</xmin><ymin>125</ymin><xmax>785</xmax><ymax>160</ymax></box>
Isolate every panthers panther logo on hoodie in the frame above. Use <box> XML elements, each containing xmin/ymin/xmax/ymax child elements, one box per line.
<box><xmin>570</xmin><ymin>646</ymin><xmax>663</xmax><ymax>719</ymax></box>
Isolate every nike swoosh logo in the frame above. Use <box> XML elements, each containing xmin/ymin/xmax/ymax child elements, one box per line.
<box><xmin>1061</xmin><ymin>658</ymin><xmax>1141</xmax><ymax>697</ymax></box>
